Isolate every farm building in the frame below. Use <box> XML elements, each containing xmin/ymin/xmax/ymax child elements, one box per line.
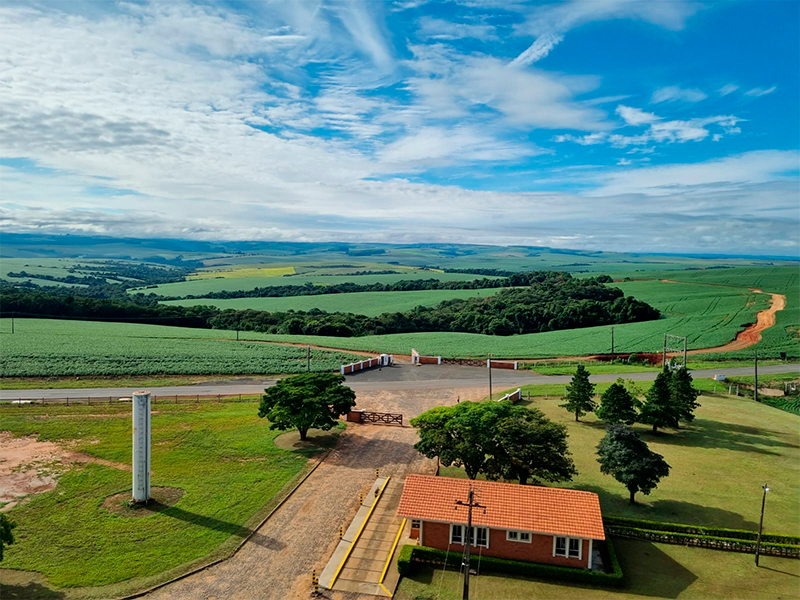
<box><xmin>396</xmin><ymin>475</ymin><xmax>605</xmax><ymax>569</ymax></box>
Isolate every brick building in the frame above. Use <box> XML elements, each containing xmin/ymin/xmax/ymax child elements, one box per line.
<box><xmin>396</xmin><ymin>475</ymin><xmax>605</xmax><ymax>569</ymax></box>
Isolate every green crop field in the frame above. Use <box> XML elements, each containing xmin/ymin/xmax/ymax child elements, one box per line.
<box><xmin>0</xmin><ymin>401</ymin><xmax>331</xmax><ymax>594</ymax></box>
<box><xmin>0</xmin><ymin>319</ymin><xmax>362</xmax><ymax>377</ymax></box>
<box><xmin>206</xmin><ymin>279</ymin><xmax>774</xmax><ymax>358</ymax></box>
<box><xmin>131</xmin><ymin>270</ymin><xmax>497</xmax><ymax>297</ymax></box>
<box><xmin>163</xmin><ymin>288</ymin><xmax>506</xmax><ymax>316</ymax></box>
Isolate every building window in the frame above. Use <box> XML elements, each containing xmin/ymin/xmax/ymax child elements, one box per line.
<box><xmin>554</xmin><ymin>536</ymin><xmax>583</xmax><ymax>559</ymax></box>
<box><xmin>506</xmin><ymin>530</ymin><xmax>532</xmax><ymax>543</ymax></box>
<box><xmin>554</xmin><ymin>536</ymin><xmax>567</xmax><ymax>556</ymax></box>
<box><xmin>450</xmin><ymin>524</ymin><xmax>463</xmax><ymax>545</ymax></box>
<box><xmin>470</xmin><ymin>526</ymin><xmax>489</xmax><ymax>548</ymax></box>
<box><xmin>411</xmin><ymin>519</ymin><xmax>421</xmax><ymax>529</ymax></box>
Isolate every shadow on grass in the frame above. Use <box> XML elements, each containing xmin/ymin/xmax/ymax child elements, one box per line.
<box><xmin>0</xmin><ymin>582</ymin><xmax>65</xmax><ymax>599</ymax></box>
<box><xmin>579</xmin><ymin>485</ymin><xmax>759</xmax><ymax>530</ymax></box>
<box><xmin>639</xmin><ymin>418</ymin><xmax>799</xmax><ymax>455</ymax></box>
<box><xmin>159</xmin><ymin>506</ymin><xmax>286</xmax><ymax>550</ymax></box>
<box><xmin>613</xmin><ymin>538</ymin><xmax>698</xmax><ymax>598</ymax></box>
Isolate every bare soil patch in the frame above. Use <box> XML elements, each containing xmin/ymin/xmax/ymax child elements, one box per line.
<box><xmin>273</xmin><ymin>429</ymin><xmax>341</xmax><ymax>452</ymax></box>
<box><xmin>102</xmin><ymin>487</ymin><xmax>184</xmax><ymax>518</ymax></box>
<box><xmin>0</xmin><ymin>432</ymin><xmax>130</xmax><ymax>512</ymax></box>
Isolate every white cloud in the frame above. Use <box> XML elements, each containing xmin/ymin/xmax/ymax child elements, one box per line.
<box><xmin>511</xmin><ymin>0</ymin><xmax>704</xmax><ymax>67</ymax></box>
<box><xmin>745</xmin><ymin>85</ymin><xmax>777</xmax><ymax>97</ymax></box>
<box><xmin>718</xmin><ymin>83</ymin><xmax>739</xmax><ymax>96</ymax></box>
<box><xmin>616</xmin><ymin>105</ymin><xmax>660</xmax><ymax>126</ymax></box>
<box><xmin>651</xmin><ymin>85</ymin><xmax>707</xmax><ymax>103</ymax></box>
<box><xmin>417</xmin><ymin>16</ymin><xmax>497</xmax><ymax>40</ymax></box>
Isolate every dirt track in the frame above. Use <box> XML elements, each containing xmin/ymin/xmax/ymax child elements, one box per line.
<box><xmin>689</xmin><ymin>292</ymin><xmax>786</xmax><ymax>355</ymax></box>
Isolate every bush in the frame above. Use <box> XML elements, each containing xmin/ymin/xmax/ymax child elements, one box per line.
<box><xmin>398</xmin><ymin>541</ymin><xmax>624</xmax><ymax>587</ymax></box>
<box><xmin>603</xmin><ymin>516</ymin><xmax>800</xmax><ymax>544</ymax></box>
<box><xmin>397</xmin><ymin>544</ymin><xmax>414</xmax><ymax>575</ymax></box>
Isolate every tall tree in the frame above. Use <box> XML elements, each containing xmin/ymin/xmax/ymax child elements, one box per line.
<box><xmin>597</xmin><ymin>424</ymin><xmax>671</xmax><ymax>504</ymax></box>
<box><xmin>410</xmin><ymin>401</ymin><xmax>515</xmax><ymax>479</ymax></box>
<box><xmin>596</xmin><ymin>380</ymin><xmax>638</xmax><ymax>425</ymax></box>
<box><xmin>560</xmin><ymin>365</ymin><xmax>596</xmax><ymax>422</ymax></box>
<box><xmin>258</xmin><ymin>373</ymin><xmax>356</xmax><ymax>440</ymax></box>
<box><xmin>0</xmin><ymin>514</ymin><xmax>15</xmax><ymax>561</ymax></box>
<box><xmin>670</xmin><ymin>368</ymin><xmax>701</xmax><ymax>425</ymax></box>
<box><xmin>638</xmin><ymin>371</ymin><xmax>679</xmax><ymax>433</ymax></box>
<box><xmin>491</xmin><ymin>410</ymin><xmax>577</xmax><ymax>485</ymax></box>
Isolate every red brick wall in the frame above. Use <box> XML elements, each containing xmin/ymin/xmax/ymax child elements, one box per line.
<box><xmin>421</xmin><ymin>521</ymin><xmax>589</xmax><ymax>568</ymax></box>
<box><xmin>419</xmin><ymin>356</ymin><xmax>440</xmax><ymax>364</ymax></box>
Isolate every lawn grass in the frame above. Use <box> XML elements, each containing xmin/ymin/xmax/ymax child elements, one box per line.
<box><xmin>524</xmin><ymin>359</ymin><xmax>786</xmax><ymax>376</ymax></box>
<box><xmin>0</xmin><ymin>402</ymin><xmax>335</xmax><ymax>592</ymax></box>
<box><xmin>396</xmin><ymin>537</ymin><xmax>800</xmax><ymax>599</ymax></box>
<box><xmin>440</xmin><ymin>391</ymin><xmax>800</xmax><ymax>534</ymax></box>
<box><xmin>164</xmin><ymin>288</ymin><xmax>506</xmax><ymax>316</ymax></box>
<box><xmin>0</xmin><ymin>374</ymin><xmax>279</xmax><ymax>391</ymax></box>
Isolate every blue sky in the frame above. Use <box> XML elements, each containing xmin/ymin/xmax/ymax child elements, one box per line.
<box><xmin>0</xmin><ymin>0</ymin><xmax>798</xmax><ymax>254</ymax></box>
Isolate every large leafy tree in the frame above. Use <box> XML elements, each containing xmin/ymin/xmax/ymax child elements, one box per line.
<box><xmin>559</xmin><ymin>365</ymin><xmax>596</xmax><ymax>422</ymax></box>
<box><xmin>597</xmin><ymin>424</ymin><xmax>671</xmax><ymax>504</ymax></box>
<box><xmin>258</xmin><ymin>373</ymin><xmax>356</xmax><ymax>440</ymax></box>
<box><xmin>638</xmin><ymin>371</ymin><xmax>680</xmax><ymax>433</ymax></box>
<box><xmin>670</xmin><ymin>368</ymin><xmax>701</xmax><ymax>425</ymax></box>
<box><xmin>596</xmin><ymin>380</ymin><xmax>639</xmax><ymax>425</ymax></box>
<box><xmin>491</xmin><ymin>410</ymin><xmax>577</xmax><ymax>485</ymax></box>
<box><xmin>410</xmin><ymin>401</ymin><xmax>515</xmax><ymax>479</ymax></box>
<box><xmin>0</xmin><ymin>514</ymin><xmax>15</xmax><ymax>561</ymax></box>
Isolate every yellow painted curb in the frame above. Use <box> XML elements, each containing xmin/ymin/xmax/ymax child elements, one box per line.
<box><xmin>379</xmin><ymin>518</ymin><xmax>406</xmax><ymax>585</ymax></box>
<box><xmin>329</xmin><ymin>477</ymin><xmax>391</xmax><ymax>588</ymax></box>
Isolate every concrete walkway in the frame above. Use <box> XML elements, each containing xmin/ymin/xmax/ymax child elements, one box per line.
<box><xmin>319</xmin><ymin>476</ymin><xmax>408</xmax><ymax>597</ymax></box>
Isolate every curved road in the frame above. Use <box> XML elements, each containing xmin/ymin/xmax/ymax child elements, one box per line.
<box><xmin>2</xmin><ymin>363</ymin><xmax>797</xmax><ymax>400</ymax></box>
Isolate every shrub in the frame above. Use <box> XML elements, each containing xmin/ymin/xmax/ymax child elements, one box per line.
<box><xmin>399</xmin><ymin>541</ymin><xmax>624</xmax><ymax>587</ymax></box>
<box><xmin>603</xmin><ymin>516</ymin><xmax>800</xmax><ymax>544</ymax></box>
<box><xmin>397</xmin><ymin>544</ymin><xmax>414</xmax><ymax>575</ymax></box>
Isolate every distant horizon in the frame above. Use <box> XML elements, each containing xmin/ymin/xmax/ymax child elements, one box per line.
<box><xmin>2</xmin><ymin>231</ymin><xmax>798</xmax><ymax>262</ymax></box>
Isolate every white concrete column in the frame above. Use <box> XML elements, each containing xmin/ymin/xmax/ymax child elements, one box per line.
<box><xmin>132</xmin><ymin>391</ymin><xmax>151</xmax><ymax>503</ymax></box>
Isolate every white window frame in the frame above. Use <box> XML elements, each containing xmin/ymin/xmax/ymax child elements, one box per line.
<box><xmin>450</xmin><ymin>524</ymin><xmax>463</xmax><ymax>545</ymax></box>
<box><xmin>470</xmin><ymin>526</ymin><xmax>489</xmax><ymax>548</ymax></box>
<box><xmin>506</xmin><ymin>530</ymin><xmax>532</xmax><ymax>543</ymax></box>
<box><xmin>553</xmin><ymin>535</ymin><xmax>583</xmax><ymax>560</ymax></box>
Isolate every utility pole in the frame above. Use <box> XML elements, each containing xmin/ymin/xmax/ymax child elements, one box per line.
<box><xmin>755</xmin><ymin>483</ymin><xmax>769</xmax><ymax>566</ymax></box>
<box><xmin>307</xmin><ymin>344</ymin><xmax>311</xmax><ymax>372</ymax></box>
<box><xmin>455</xmin><ymin>488</ymin><xmax>485</xmax><ymax>600</ymax></box>
<box><xmin>488</xmin><ymin>353</ymin><xmax>493</xmax><ymax>400</ymax></box>
<box><xmin>754</xmin><ymin>350</ymin><xmax>759</xmax><ymax>403</ymax></box>
<box><xmin>611</xmin><ymin>326</ymin><xmax>615</xmax><ymax>355</ymax></box>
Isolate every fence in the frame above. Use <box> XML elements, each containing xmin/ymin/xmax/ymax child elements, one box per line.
<box><xmin>411</xmin><ymin>349</ymin><xmax>442</xmax><ymax>365</ymax></box>
<box><xmin>488</xmin><ymin>359</ymin><xmax>519</xmax><ymax>370</ymax></box>
<box><xmin>496</xmin><ymin>388</ymin><xmax>522</xmax><ymax>403</ymax></box>
<box><xmin>3</xmin><ymin>394</ymin><xmax>256</xmax><ymax>407</ymax></box>
<box><xmin>340</xmin><ymin>354</ymin><xmax>393</xmax><ymax>375</ymax></box>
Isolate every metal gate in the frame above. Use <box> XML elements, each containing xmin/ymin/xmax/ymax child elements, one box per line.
<box><xmin>360</xmin><ymin>412</ymin><xmax>403</xmax><ymax>426</ymax></box>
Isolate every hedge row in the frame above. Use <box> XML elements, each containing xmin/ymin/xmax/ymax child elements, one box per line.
<box><xmin>607</xmin><ymin>526</ymin><xmax>799</xmax><ymax>558</ymax></box>
<box><xmin>397</xmin><ymin>542</ymin><xmax>624</xmax><ymax>587</ymax></box>
<box><xmin>603</xmin><ymin>516</ymin><xmax>800</xmax><ymax>545</ymax></box>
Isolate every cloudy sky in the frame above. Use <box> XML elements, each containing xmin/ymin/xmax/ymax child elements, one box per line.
<box><xmin>1</xmin><ymin>0</ymin><xmax>798</xmax><ymax>255</ymax></box>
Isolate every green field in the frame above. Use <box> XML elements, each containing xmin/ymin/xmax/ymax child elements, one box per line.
<box><xmin>0</xmin><ymin>401</ymin><xmax>330</xmax><ymax>593</ymax></box>
<box><xmin>163</xmin><ymin>288</ymin><xmax>506</xmax><ymax>316</ymax></box>
<box><xmin>397</xmin><ymin>538</ymin><xmax>800</xmax><ymax>600</ymax></box>
<box><xmin>0</xmin><ymin>319</ymin><xmax>362</xmax><ymax>377</ymax></box>
<box><xmin>440</xmin><ymin>391</ymin><xmax>800</xmax><ymax>533</ymax></box>
<box><xmin>130</xmin><ymin>270</ymin><xmax>497</xmax><ymax>297</ymax></box>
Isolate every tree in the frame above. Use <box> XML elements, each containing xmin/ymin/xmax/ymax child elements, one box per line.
<box><xmin>0</xmin><ymin>514</ymin><xmax>15</xmax><ymax>561</ymax></box>
<box><xmin>638</xmin><ymin>370</ymin><xmax>679</xmax><ymax>432</ymax></box>
<box><xmin>410</xmin><ymin>401</ymin><xmax>515</xmax><ymax>479</ymax></box>
<box><xmin>597</xmin><ymin>424</ymin><xmax>670</xmax><ymax>504</ymax></box>
<box><xmin>491</xmin><ymin>410</ymin><xmax>577</xmax><ymax>485</ymax></box>
<box><xmin>596</xmin><ymin>380</ymin><xmax>638</xmax><ymax>424</ymax></box>
<box><xmin>670</xmin><ymin>368</ymin><xmax>701</xmax><ymax>425</ymax></box>
<box><xmin>258</xmin><ymin>373</ymin><xmax>356</xmax><ymax>440</ymax></box>
<box><xmin>559</xmin><ymin>365</ymin><xmax>596</xmax><ymax>422</ymax></box>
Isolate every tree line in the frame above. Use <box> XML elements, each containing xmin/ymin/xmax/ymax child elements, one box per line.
<box><xmin>1</xmin><ymin>271</ymin><xmax>660</xmax><ymax>337</ymax></box>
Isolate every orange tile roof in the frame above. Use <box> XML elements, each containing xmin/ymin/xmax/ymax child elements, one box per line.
<box><xmin>397</xmin><ymin>474</ymin><xmax>605</xmax><ymax>540</ymax></box>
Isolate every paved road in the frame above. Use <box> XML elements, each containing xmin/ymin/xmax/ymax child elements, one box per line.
<box><xmin>2</xmin><ymin>363</ymin><xmax>797</xmax><ymax>400</ymax></box>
